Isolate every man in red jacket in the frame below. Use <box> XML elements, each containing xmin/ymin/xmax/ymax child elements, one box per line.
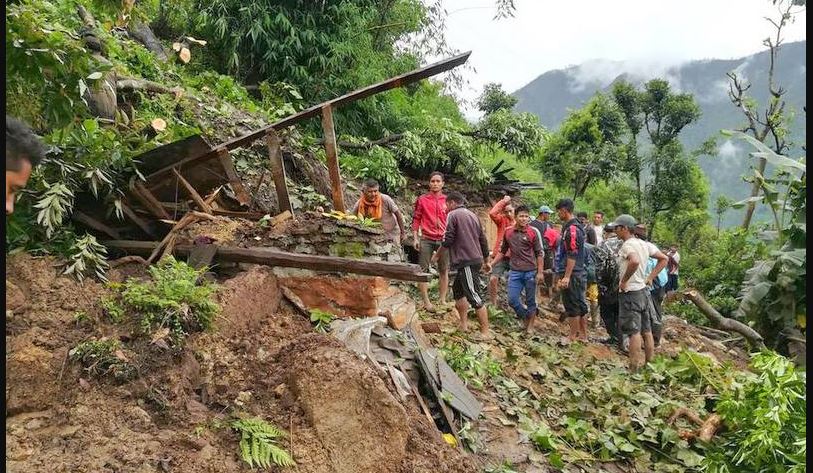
<box><xmin>487</xmin><ymin>195</ymin><xmax>515</xmax><ymax>305</ymax></box>
<box><xmin>412</xmin><ymin>172</ymin><xmax>449</xmax><ymax>311</ymax></box>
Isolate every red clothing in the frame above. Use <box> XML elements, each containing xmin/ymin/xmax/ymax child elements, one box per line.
<box><xmin>543</xmin><ymin>227</ymin><xmax>560</xmax><ymax>251</ymax></box>
<box><xmin>488</xmin><ymin>199</ymin><xmax>514</xmax><ymax>258</ymax></box>
<box><xmin>411</xmin><ymin>193</ymin><xmax>447</xmax><ymax>241</ymax></box>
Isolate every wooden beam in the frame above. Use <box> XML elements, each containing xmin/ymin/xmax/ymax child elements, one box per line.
<box><xmin>143</xmin><ymin>52</ymin><xmax>472</xmax><ymax>181</ymax></box>
<box><xmin>72</xmin><ymin>210</ymin><xmax>122</xmax><ymax>239</ymax></box>
<box><xmin>266</xmin><ymin>130</ymin><xmax>293</xmax><ymax>214</ymax></box>
<box><xmin>172</xmin><ymin>167</ymin><xmax>213</xmax><ymax>214</ymax></box>
<box><xmin>132</xmin><ymin>182</ymin><xmax>171</xmax><ymax>219</ymax></box>
<box><xmin>120</xmin><ymin>203</ymin><xmax>156</xmax><ymax>238</ymax></box>
<box><xmin>216</xmin><ymin>148</ymin><xmax>252</xmax><ymax>206</ymax></box>
<box><xmin>321</xmin><ymin>105</ymin><xmax>345</xmax><ymax>212</ymax></box>
<box><xmin>103</xmin><ymin>241</ymin><xmax>433</xmax><ymax>282</ymax></box>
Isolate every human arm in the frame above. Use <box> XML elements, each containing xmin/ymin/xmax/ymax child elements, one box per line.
<box><xmin>557</xmin><ymin>224</ymin><xmax>580</xmax><ymax>288</ymax></box>
<box><xmin>411</xmin><ymin>198</ymin><xmax>423</xmax><ymax>250</ymax></box>
<box><xmin>479</xmin><ymin>223</ymin><xmax>492</xmax><ymax>272</ymax></box>
<box><xmin>388</xmin><ymin>198</ymin><xmax>406</xmax><ymax>241</ymax></box>
<box><xmin>488</xmin><ymin>196</ymin><xmax>511</xmax><ymax>223</ymax></box>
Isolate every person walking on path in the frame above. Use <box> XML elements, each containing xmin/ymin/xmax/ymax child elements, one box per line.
<box><xmin>412</xmin><ymin>172</ymin><xmax>450</xmax><ymax>311</ymax></box>
<box><xmin>555</xmin><ymin>199</ymin><xmax>589</xmax><ymax>343</ymax></box>
<box><xmin>492</xmin><ymin>205</ymin><xmax>544</xmax><ymax>333</ymax></box>
<box><xmin>487</xmin><ymin>195</ymin><xmax>515</xmax><ymax>305</ymax></box>
<box><xmin>612</xmin><ymin>215</ymin><xmax>669</xmax><ymax>371</ymax></box>
<box><xmin>351</xmin><ymin>178</ymin><xmax>406</xmax><ymax>249</ymax></box>
<box><xmin>6</xmin><ymin>116</ymin><xmax>46</xmax><ymax>215</ymax></box>
<box><xmin>432</xmin><ymin>191</ymin><xmax>492</xmax><ymax>339</ymax></box>
<box><xmin>530</xmin><ymin>205</ymin><xmax>558</xmax><ymax>299</ymax></box>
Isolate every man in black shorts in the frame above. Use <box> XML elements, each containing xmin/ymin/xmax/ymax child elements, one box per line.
<box><xmin>554</xmin><ymin>199</ymin><xmax>588</xmax><ymax>343</ymax></box>
<box><xmin>432</xmin><ymin>191</ymin><xmax>492</xmax><ymax>339</ymax></box>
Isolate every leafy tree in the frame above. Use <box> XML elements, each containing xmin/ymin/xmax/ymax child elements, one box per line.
<box><xmin>611</xmin><ymin>80</ymin><xmax>644</xmax><ymax>215</ymax></box>
<box><xmin>477</xmin><ymin>82</ymin><xmax>518</xmax><ymax>115</ymax></box>
<box><xmin>714</xmin><ymin>195</ymin><xmax>733</xmax><ymax>235</ymax></box>
<box><xmin>538</xmin><ymin>93</ymin><xmax>628</xmax><ymax>199</ymax></box>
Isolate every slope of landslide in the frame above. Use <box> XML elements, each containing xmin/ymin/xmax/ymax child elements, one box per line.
<box><xmin>5</xmin><ymin>255</ymin><xmax>476</xmax><ymax>473</ymax></box>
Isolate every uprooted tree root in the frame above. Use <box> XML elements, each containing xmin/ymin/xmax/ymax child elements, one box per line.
<box><xmin>668</xmin><ymin>407</ymin><xmax>722</xmax><ymax>442</ymax></box>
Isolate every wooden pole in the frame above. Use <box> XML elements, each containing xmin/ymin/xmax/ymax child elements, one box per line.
<box><xmin>320</xmin><ymin>105</ymin><xmax>345</xmax><ymax>212</ymax></box>
<box><xmin>103</xmin><ymin>241</ymin><xmax>432</xmax><ymax>282</ymax></box>
<box><xmin>266</xmin><ymin>130</ymin><xmax>293</xmax><ymax>214</ymax></box>
<box><xmin>132</xmin><ymin>182</ymin><xmax>171</xmax><ymax>219</ymax></box>
<box><xmin>172</xmin><ymin>167</ymin><xmax>213</xmax><ymax>214</ymax></box>
<box><xmin>216</xmin><ymin>148</ymin><xmax>251</xmax><ymax>206</ymax></box>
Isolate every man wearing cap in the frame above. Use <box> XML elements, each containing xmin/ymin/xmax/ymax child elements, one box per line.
<box><xmin>592</xmin><ymin>222</ymin><xmax>624</xmax><ymax>346</ymax></box>
<box><xmin>530</xmin><ymin>205</ymin><xmax>558</xmax><ymax>299</ymax></box>
<box><xmin>612</xmin><ymin>214</ymin><xmax>669</xmax><ymax>370</ymax></box>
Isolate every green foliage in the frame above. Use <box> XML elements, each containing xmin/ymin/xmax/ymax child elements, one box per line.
<box><xmin>704</xmin><ymin>351</ymin><xmax>806</xmax><ymax>473</ymax></box>
<box><xmin>101</xmin><ymin>293</ymin><xmax>126</xmax><ymax>323</ymax></box>
<box><xmin>117</xmin><ymin>257</ymin><xmax>219</xmax><ymax>343</ymax></box>
<box><xmin>309</xmin><ymin>309</ymin><xmax>335</xmax><ymax>333</ymax></box>
<box><xmin>538</xmin><ymin>92</ymin><xmax>628</xmax><ymax>198</ymax></box>
<box><xmin>474</xmin><ymin>109</ymin><xmax>547</xmax><ymax>159</ymax></box>
<box><xmin>69</xmin><ymin>337</ymin><xmax>137</xmax><ymax>382</ymax></box>
<box><xmin>439</xmin><ymin>339</ymin><xmax>502</xmax><ymax>389</ymax></box>
<box><xmin>477</xmin><ymin>82</ymin><xmax>518</xmax><ymax>115</ymax></box>
<box><xmin>63</xmin><ymin>233</ymin><xmax>109</xmax><ymax>282</ymax></box>
<box><xmin>231</xmin><ymin>417</ymin><xmax>295</xmax><ymax>468</ymax></box>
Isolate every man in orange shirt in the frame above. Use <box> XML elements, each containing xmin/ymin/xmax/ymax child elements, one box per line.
<box><xmin>487</xmin><ymin>195</ymin><xmax>515</xmax><ymax>305</ymax></box>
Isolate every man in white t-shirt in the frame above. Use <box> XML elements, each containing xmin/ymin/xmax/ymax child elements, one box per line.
<box><xmin>591</xmin><ymin>211</ymin><xmax>605</xmax><ymax>246</ymax></box>
<box><xmin>611</xmin><ymin>215</ymin><xmax>668</xmax><ymax>371</ymax></box>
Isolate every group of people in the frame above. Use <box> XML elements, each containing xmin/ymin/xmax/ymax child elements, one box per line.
<box><xmin>351</xmin><ymin>172</ymin><xmax>682</xmax><ymax>370</ymax></box>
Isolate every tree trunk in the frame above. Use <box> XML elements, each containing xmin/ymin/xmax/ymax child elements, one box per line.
<box><xmin>741</xmin><ymin>157</ymin><xmax>767</xmax><ymax>230</ymax></box>
<box><xmin>128</xmin><ymin>22</ymin><xmax>169</xmax><ymax>61</ymax></box>
<box><xmin>683</xmin><ymin>289</ymin><xmax>766</xmax><ymax>350</ymax></box>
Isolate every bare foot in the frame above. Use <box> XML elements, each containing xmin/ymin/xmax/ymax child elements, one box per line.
<box><xmin>422</xmin><ymin>302</ymin><xmax>436</xmax><ymax>312</ymax></box>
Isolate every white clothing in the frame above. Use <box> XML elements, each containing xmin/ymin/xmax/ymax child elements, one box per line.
<box><xmin>617</xmin><ymin>238</ymin><xmax>658</xmax><ymax>292</ymax></box>
<box><xmin>593</xmin><ymin>225</ymin><xmax>604</xmax><ymax>245</ymax></box>
<box><xmin>670</xmin><ymin>251</ymin><xmax>681</xmax><ymax>274</ymax></box>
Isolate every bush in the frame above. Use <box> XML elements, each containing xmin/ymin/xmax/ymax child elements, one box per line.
<box><xmin>69</xmin><ymin>338</ymin><xmax>137</xmax><ymax>382</ymax></box>
<box><xmin>117</xmin><ymin>257</ymin><xmax>219</xmax><ymax>343</ymax></box>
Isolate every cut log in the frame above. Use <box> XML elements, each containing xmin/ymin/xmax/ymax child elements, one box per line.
<box><xmin>683</xmin><ymin>289</ymin><xmax>766</xmax><ymax>350</ymax></box>
<box><xmin>151</xmin><ymin>118</ymin><xmax>167</xmax><ymax>132</ymax></box>
<box><xmin>103</xmin><ymin>241</ymin><xmax>433</xmax><ymax>282</ymax></box>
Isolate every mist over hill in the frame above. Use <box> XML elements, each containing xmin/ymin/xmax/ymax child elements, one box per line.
<box><xmin>513</xmin><ymin>41</ymin><xmax>806</xmax><ymax>227</ymax></box>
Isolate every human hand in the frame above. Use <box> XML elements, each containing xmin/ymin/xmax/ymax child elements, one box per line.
<box><xmin>430</xmin><ymin>250</ymin><xmax>439</xmax><ymax>264</ymax></box>
<box><xmin>482</xmin><ymin>263</ymin><xmax>492</xmax><ymax>274</ymax></box>
<box><xmin>619</xmin><ymin>280</ymin><xmax>628</xmax><ymax>292</ymax></box>
<box><xmin>558</xmin><ymin>276</ymin><xmax>570</xmax><ymax>289</ymax></box>
<box><xmin>536</xmin><ymin>273</ymin><xmax>545</xmax><ymax>284</ymax></box>
<box><xmin>501</xmin><ymin>195</ymin><xmax>512</xmax><ymax>204</ymax></box>
<box><xmin>413</xmin><ymin>238</ymin><xmax>420</xmax><ymax>251</ymax></box>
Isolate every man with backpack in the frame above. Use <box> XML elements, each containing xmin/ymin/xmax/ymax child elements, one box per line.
<box><xmin>592</xmin><ymin>224</ymin><xmax>624</xmax><ymax>346</ymax></box>
<box><xmin>492</xmin><ymin>205</ymin><xmax>544</xmax><ymax>333</ymax></box>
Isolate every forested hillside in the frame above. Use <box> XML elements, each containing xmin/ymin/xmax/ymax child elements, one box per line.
<box><xmin>514</xmin><ymin>41</ymin><xmax>806</xmax><ymax>227</ymax></box>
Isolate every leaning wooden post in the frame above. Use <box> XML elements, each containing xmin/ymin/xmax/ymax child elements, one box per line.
<box><xmin>320</xmin><ymin>104</ymin><xmax>345</xmax><ymax>212</ymax></box>
<box><xmin>266</xmin><ymin>129</ymin><xmax>293</xmax><ymax>214</ymax></box>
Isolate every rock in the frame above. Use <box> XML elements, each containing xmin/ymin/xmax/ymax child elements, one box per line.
<box><xmin>6</xmin><ymin>279</ymin><xmax>27</xmax><ymax>311</ymax></box>
<box><xmin>125</xmin><ymin>405</ymin><xmax>153</xmax><ymax>430</ymax></box>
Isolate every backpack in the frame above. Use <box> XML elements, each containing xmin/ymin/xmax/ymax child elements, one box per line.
<box><xmin>584</xmin><ymin>243</ymin><xmax>597</xmax><ymax>283</ymax></box>
<box><xmin>530</xmin><ymin>220</ymin><xmax>553</xmax><ymax>251</ymax></box>
<box><xmin>646</xmin><ymin>257</ymin><xmax>668</xmax><ymax>291</ymax></box>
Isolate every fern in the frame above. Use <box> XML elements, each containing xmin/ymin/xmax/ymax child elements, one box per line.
<box><xmin>231</xmin><ymin>417</ymin><xmax>295</xmax><ymax>468</ymax></box>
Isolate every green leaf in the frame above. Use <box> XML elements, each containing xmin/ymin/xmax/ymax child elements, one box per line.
<box><xmin>87</xmin><ymin>71</ymin><xmax>103</xmax><ymax>80</ymax></box>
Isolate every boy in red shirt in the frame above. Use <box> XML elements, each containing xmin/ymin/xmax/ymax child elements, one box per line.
<box><xmin>487</xmin><ymin>195</ymin><xmax>515</xmax><ymax>305</ymax></box>
<box><xmin>412</xmin><ymin>172</ymin><xmax>449</xmax><ymax>311</ymax></box>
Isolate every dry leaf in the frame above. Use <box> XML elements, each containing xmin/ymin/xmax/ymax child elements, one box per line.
<box><xmin>172</xmin><ymin>42</ymin><xmax>182</xmax><ymax>52</ymax></box>
<box><xmin>179</xmin><ymin>48</ymin><xmax>191</xmax><ymax>64</ymax></box>
<box><xmin>151</xmin><ymin>118</ymin><xmax>167</xmax><ymax>132</ymax></box>
<box><xmin>113</xmin><ymin>349</ymin><xmax>129</xmax><ymax>361</ymax></box>
<box><xmin>185</xmin><ymin>36</ymin><xmax>207</xmax><ymax>46</ymax></box>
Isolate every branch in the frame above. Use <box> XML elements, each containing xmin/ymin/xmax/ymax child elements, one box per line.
<box><xmin>683</xmin><ymin>289</ymin><xmax>766</xmax><ymax>350</ymax></box>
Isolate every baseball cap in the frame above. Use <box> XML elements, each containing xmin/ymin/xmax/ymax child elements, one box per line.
<box><xmin>538</xmin><ymin>205</ymin><xmax>553</xmax><ymax>214</ymax></box>
<box><xmin>610</xmin><ymin>214</ymin><xmax>637</xmax><ymax>229</ymax></box>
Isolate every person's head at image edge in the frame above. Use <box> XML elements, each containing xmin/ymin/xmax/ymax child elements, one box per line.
<box><xmin>6</xmin><ymin>116</ymin><xmax>46</xmax><ymax>215</ymax></box>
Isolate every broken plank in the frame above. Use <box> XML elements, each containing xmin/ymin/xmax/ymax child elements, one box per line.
<box><xmin>132</xmin><ymin>182</ymin><xmax>171</xmax><ymax>219</ymax></box>
<box><xmin>103</xmin><ymin>241</ymin><xmax>433</xmax><ymax>282</ymax></box>
<box><xmin>416</xmin><ymin>348</ymin><xmax>462</xmax><ymax>448</ymax></box>
<box><xmin>266</xmin><ymin>130</ymin><xmax>293</xmax><ymax>214</ymax></box>
<box><xmin>187</xmin><ymin>243</ymin><xmax>218</xmax><ymax>270</ymax></box>
<box><xmin>172</xmin><ymin>167</ymin><xmax>213</xmax><ymax>214</ymax></box>
<box><xmin>216</xmin><ymin>148</ymin><xmax>251</xmax><ymax>206</ymax></box>
<box><xmin>320</xmin><ymin>105</ymin><xmax>345</xmax><ymax>212</ymax></box>
<box><xmin>121</xmin><ymin>203</ymin><xmax>157</xmax><ymax>238</ymax></box>
<box><xmin>72</xmin><ymin>210</ymin><xmax>122</xmax><ymax>239</ymax></box>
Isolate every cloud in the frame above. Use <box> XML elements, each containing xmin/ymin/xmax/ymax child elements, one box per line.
<box><xmin>565</xmin><ymin>58</ymin><xmax>685</xmax><ymax>94</ymax></box>
<box><xmin>718</xmin><ymin>140</ymin><xmax>741</xmax><ymax>158</ymax></box>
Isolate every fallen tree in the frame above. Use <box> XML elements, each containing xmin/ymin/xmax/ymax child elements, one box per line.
<box><xmin>103</xmin><ymin>240</ymin><xmax>432</xmax><ymax>282</ymax></box>
<box><xmin>682</xmin><ymin>289</ymin><xmax>766</xmax><ymax>350</ymax></box>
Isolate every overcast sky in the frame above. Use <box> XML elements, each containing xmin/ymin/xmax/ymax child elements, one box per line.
<box><xmin>434</xmin><ymin>0</ymin><xmax>807</xmax><ymax>117</ymax></box>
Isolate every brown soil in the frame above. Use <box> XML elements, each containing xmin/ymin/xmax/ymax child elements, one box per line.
<box><xmin>5</xmin><ymin>255</ymin><xmax>476</xmax><ymax>473</ymax></box>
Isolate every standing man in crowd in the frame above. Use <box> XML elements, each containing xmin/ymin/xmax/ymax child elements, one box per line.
<box><xmin>612</xmin><ymin>215</ymin><xmax>668</xmax><ymax>371</ymax></box>
<box><xmin>634</xmin><ymin>225</ymin><xmax>669</xmax><ymax>346</ymax></box>
<box><xmin>352</xmin><ymin>178</ymin><xmax>406</xmax><ymax>251</ymax></box>
<box><xmin>666</xmin><ymin>245</ymin><xmax>681</xmax><ymax>295</ymax></box>
<box><xmin>577</xmin><ymin>211</ymin><xmax>598</xmax><ymax>245</ymax></box>
<box><xmin>591</xmin><ymin>211</ymin><xmax>605</xmax><ymax>246</ymax></box>
<box><xmin>592</xmin><ymin>224</ymin><xmax>624</xmax><ymax>347</ymax></box>
<box><xmin>530</xmin><ymin>205</ymin><xmax>558</xmax><ymax>299</ymax></box>
<box><xmin>492</xmin><ymin>205</ymin><xmax>544</xmax><ymax>333</ymax></box>
<box><xmin>555</xmin><ymin>199</ymin><xmax>589</xmax><ymax>343</ymax></box>
<box><xmin>412</xmin><ymin>172</ymin><xmax>449</xmax><ymax>312</ymax></box>
<box><xmin>487</xmin><ymin>195</ymin><xmax>515</xmax><ymax>305</ymax></box>
<box><xmin>432</xmin><ymin>191</ymin><xmax>492</xmax><ymax>339</ymax></box>
<box><xmin>7</xmin><ymin>116</ymin><xmax>46</xmax><ymax>215</ymax></box>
